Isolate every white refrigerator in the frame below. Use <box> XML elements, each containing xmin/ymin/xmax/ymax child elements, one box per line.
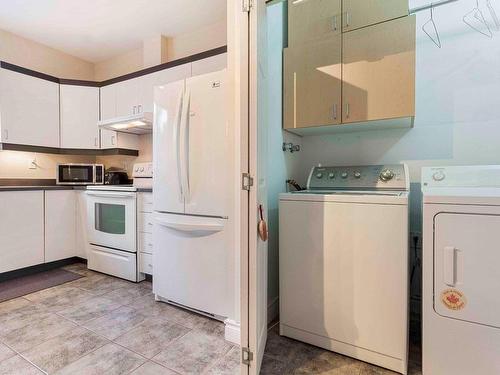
<box><xmin>152</xmin><ymin>69</ymin><xmax>233</xmax><ymax>319</ymax></box>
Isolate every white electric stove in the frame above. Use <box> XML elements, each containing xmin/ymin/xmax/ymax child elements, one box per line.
<box><xmin>86</xmin><ymin>162</ymin><xmax>152</xmax><ymax>281</ymax></box>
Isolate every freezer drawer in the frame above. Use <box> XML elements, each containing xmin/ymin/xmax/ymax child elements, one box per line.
<box><xmin>153</xmin><ymin>212</ymin><xmax>232</xmax><ymax>318</ymax></box>
<box><xmin>88</xmin><ymin>245</ymin><xmax>137</xmax><ymax>282</ymax></box>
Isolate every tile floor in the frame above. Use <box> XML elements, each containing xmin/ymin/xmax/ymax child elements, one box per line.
<box><xmin>0</xmin><ymin>262</ymin><xmax>422</xmax><ymax>375</ymax></box>
<box><xmin>0</xmin><ymin>263</ymin><xmax>238</xmax><ymax>375</ymax></box>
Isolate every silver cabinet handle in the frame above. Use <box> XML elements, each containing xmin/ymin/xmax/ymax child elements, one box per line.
<box><xmin>94</xmin><ymin>137</ymin><xmax>98</xmax><ymax>147</ymax></box>
<box><xmin>332</xmin><ymin>15</ymin><xmax>338</xmax><ymax>31</ymax></box>
<box><xmin>332</xmin><ymin>104</ymin><xmax>338</xmax><ymax>120</ymax></box>
<box><xmin>345</xmin><ymin>11</ymin><xmax>350</xmax><ymax>28</ymax></box>
<box><xmin>345</xmin><ymin>103</ymin><xmax>350</xmax><ymax>119</ymax></box>
<box><xmin>138</xmin><ymin>104</ymin><xmax>142</xmax><ymax>113</ymax></box>
<box><xmin>133</xmin><ymin>106</ymin><xmax>137</xmax><ymax>114</ymax></box>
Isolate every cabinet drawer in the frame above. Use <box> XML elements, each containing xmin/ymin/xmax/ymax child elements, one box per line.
<box><xmin>139</xmin><ymin>232</ymin><xmax>153</xmax><ymax>254</ymax></box>
<box><xmin>138</xmin><ymin>193</ymin><xmax>153</xmax><ymax>213</ymax></box>
<box><xmin>139</xmin><ymin>252</ymin><xmax>153</xmax><ymax>275</ymax></box>
<box><xmin>88</xmin><ymin>245</ymin><xmax>137</xmax><ymax>281</ymax></box>
<box><xmin>138</xmin><ymin>212</ymin><xmax>153</xmax><ymax>233</ymax></box>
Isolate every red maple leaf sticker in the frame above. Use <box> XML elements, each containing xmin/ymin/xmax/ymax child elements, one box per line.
<box><xmin>446</xmin><ymin>294</ymin><xmax>459</xmax><ymax>304</ymax></box>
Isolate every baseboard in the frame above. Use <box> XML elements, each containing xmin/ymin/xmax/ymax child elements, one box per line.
<box><xmin>0</xmin><ymin>257</ymin><xmax>85</xmax><ymax>283</ymax></box>
<box><xmin>267</xmin><ymin>296</ymin><xmax>279</xmax><ymax>325</ymax></box>
<box><xmin>224</xmin><ymin>319</ymin><xmax>241</xmax><ymax>345</ymax></box>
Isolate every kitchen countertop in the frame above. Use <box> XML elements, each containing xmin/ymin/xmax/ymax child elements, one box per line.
<box><xmin>0</xmin><ymin>185</ymin><xmax>152</xmax><ymax>192</ymax></box>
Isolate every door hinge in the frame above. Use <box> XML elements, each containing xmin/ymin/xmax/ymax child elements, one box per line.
<box><xmin>242</xmin><ymin>347</ymin><xmax>254</xmax><ymax>365</ymax></box>
<box><xmin>242</xmin><ymin>173</ymin><xmax>254</xmax><ymax>191</ymax></box>
<box><xmin>242</xmin><ymin>0</ymin><xmax>252</xmax><ymax>13</ymax></box>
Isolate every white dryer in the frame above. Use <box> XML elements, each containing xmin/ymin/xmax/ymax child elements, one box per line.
<box><xmin>280</xmin><ymin>164</ymin><xmax>410</xmax><ymax>374</ymax></box>
<box><xmin>422</xmin><ymin>166</ymin><xmax>500</xmax><ymax>375</ymax></box>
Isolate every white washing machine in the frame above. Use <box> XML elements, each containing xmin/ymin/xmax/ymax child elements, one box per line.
<box><xmin>279</xmin><ymin>164</ymin><xmax>410</xmax><ymax>374</ymax></box>
<box><xmin>422</xmin><ymin>166</ymin><xmax>500</xmax><ymax>375</ymax></box>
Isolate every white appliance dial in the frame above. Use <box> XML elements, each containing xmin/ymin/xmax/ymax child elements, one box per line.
<box><xmin>354</xmin><ymin>171</ymin><xmax>362</xmax><ymax>179</ymax></box>
<box><xmin>316</xmin><ymin>172</ymin><xmax>324</xmax><ymax>179</ymax></box>
<box><xmin>432</xmin><ymin>171</ymin><xmax>446</xmax><ymax>181</ymax></box>
<box><xmin>341</xmin><ymin>172</ymin><xmax>348</xmax><ymax>179</ymax></box>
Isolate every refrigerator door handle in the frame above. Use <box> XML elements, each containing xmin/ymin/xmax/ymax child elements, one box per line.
<box><xmin>179</xmin><ymin>89</ymin><xmax>191</xmax><ymax>202</ymax></box>
<box><xmin>155</xmin><ymin>217</ymin><xmax>224</xmax><ymax>234</ymax></box>
<box><xmin>174</xmin><ymin>90</ymin><xmax>184</xmax><ymax>203</ymax></box>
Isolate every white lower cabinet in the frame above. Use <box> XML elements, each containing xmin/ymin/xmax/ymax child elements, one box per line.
<box><xmin>0</xmin><ymin>191</ymin><xmax>44</xmax><ymax>273</ymax></box>
<box><xmin>45</xmin><ymin>190</ymin><xmax>77</xmax><ymax>262</ymax></box>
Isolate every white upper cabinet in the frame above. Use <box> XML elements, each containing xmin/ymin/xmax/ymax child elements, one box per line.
<box><xmin>100</xmin><ymin>84</ymin><xmax>116</xmax><ymax>121</ymax></box>
<box><xmin>60</xmin><ymin>85</ymin><xmax>99</xmax><ymax>149</ymax></box>
<box><xmin>115</xmin><ymin>78</ymin><xmax>141</xmax><ymax>117</ymax></box>
<box><xmin>0</xmin><ymin>68</ymin><xmax>59</xmax><ymax>148</ymax></box>
<box><xmin>191</xmin><ymin>53</ymin><xmax>227</xmax><ymax>76</ymax></box>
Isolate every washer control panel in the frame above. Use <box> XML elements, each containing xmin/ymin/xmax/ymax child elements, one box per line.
<box><xmin>308</xmin><ymin>164</ymin><xmax>408</xmax><ymax>191</ymax></box>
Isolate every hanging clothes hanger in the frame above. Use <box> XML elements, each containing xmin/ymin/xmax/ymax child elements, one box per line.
<box><xmin>423</xmin><ymin>3</ymin><xmax>442</xmax><ymax>48</ymax></box>
<box><xmin>486</xmin><ymin>0</ymin><xmax>500</xmax><ymax>31</ymax></box>
<box><xmin>463</xmin><ymin>0</ymin><xmax>493</xmax><ymax>37</ymax></box>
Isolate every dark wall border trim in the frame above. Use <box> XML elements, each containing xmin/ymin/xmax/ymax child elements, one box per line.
<box><xmin>0</xmin><ymin>257</ymin><xmax>86</xmax><ymax>283</ymax></box>
<box><xmin>1</xmin><ymin>45</ymin><xmax>227</xmax><ymax>88</ymax></box>
<box><xmin>0</xmin><ymin>143</ymin><xmax>138</xmax><ymax>156</ymax></box>
<box><xmin>0</xmin><ymin>61</ymin><xmax>60</xmax><ymax>83</ymax></box>
<box><xmin>100</xmin><ymin>45</ymin><xmax>228</xmax><ymax>86</ymax></box>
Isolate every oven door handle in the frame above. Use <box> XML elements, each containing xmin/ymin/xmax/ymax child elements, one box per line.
<box><xmin>86</xmin><ymin>192</ymin><xmax>136</xmax><ymax>199</ymax></box>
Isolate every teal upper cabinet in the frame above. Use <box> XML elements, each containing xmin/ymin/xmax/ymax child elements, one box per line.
<box><xmin>288</xmin><ymin>0</ymin><xmax>341</xmax><ymax>46</ymax></box>
<box><xmin>342</xmin><ymin>0</ymin><xmax>408</xmax><ymax>32</ymax></box>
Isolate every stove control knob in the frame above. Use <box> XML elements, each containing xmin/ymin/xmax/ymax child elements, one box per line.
<box><xmin>341</xmin><ymin>172</ymin><xmax>348</xmax><ymax>179</ymax></box>
<box><xmin>432</xmin><ymin>171</ymin><xmax>445</xmax><ymax>181</ymax></box>
<box><xmin>316</xmin><ymin>172</ymin><xmax>324</xmax><ymax>179</ymax></box>
<box><xmin>328</xmin><ymin>172</ymin><xmax>335</xmax><ymax>179</ymax></box>
<box><xmin>379</xmin><ymin>169</ymin><xmax>395</xmax><ymax>182</ymax></box>
<box><xmin>354</xmin><ymin>171</ymin><xmax>362</xmax><ymax>179</ymax></box>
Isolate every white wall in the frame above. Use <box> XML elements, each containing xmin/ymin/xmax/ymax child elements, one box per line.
<box><xmin>266</xmin><ymin>3</ymin><xmax>302</xmax><ymax>323</ymax></box>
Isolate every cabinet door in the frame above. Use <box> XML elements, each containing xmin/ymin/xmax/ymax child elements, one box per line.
<box><xmin>284</xmin><ymin>37</ymin><xmax>342</xmax><ymax>130</ymax></box>
<box><xmin>0</xmin><ymin>68</ymin><xmax>59</xmax><ymax>147</ymax></box>
<box><xmin>191</xmin><ymin>54</ymin><xmax>226</xmax><ymax>76</ymax></box>
<box><xmin>288</xmin><ymin>0</ymin><xmax>341</xmax><ymax>46</ymax></box>
<box><xmin>342</xmin><ymin>16</ymin><xmax>415</xmax><ymax>124</ymax></box>
<box><xmin>343</xmin><ymin>0</ymin><xmax>408</xmax><ymax>32</ymax></box>
<box><xmin>100</xmin><ymin>84</ymin><xmax>116</xmax><ymax>121</ymax></box>
<box><xmin>60</xmin><ymin>85</ymin><xmax>99</xmax><ymax>149</ymax></box>
<box><xmin>75</xmin><ymin>191</ymin><xmax>89</xmax><ymax>259</ymax></box>
<box><xmin>0</xmin><ymin>191</ymin><xmax>44</xmax><ymax>273</ymax></box>
<box><xmin>45</xmin><ymin>190</ymin><xmax>76</xmax><ymax>262</ymax></box>
<box><xmin>115</xmin><ymin>78</ymin><xmax>140</xmax><ymax>117</ymax></box>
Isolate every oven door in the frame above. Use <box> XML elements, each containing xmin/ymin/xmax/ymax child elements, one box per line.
<box><xmin>86</xmin><ymin>191</ymin><xmax>137</xmax><ymax>252</ymax></box>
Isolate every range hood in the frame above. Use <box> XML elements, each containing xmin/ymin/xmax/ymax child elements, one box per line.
<box><xmin>98</xmin><ymin>112</ymin><xmax>153</xmax><ymax>135</ymax></box>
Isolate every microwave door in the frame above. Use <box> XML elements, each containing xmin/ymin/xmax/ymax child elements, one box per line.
<box><xmin>58</xmin><ymin>164</ymin><xmax>94</xmax><ymax>185</ymax></box>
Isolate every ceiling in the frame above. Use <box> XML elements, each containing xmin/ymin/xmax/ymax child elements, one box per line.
<box><xmin>0</xmin><ymin>0</ymin><xmax>226</xmax><ymax>62</ymax></box>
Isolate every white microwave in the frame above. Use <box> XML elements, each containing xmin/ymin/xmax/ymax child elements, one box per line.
<box><xmin>57</xmin><ymin>164</ymin><xmax>104</xmax><ymax>185</ymax></box>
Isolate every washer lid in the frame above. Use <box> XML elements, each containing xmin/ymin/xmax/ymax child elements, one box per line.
<box><xmin>280</xmin><ymin>191</ymin><xmax>408</xmax><ymax>205</ymax></box>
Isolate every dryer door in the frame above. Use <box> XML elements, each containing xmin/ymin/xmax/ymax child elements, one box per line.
<box><xmin>434</xmin><ymin>212</ymin><xmax>500</xmax><ymax>328</ymax></box>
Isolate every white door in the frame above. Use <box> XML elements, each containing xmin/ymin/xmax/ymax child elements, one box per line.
<box><xmin>60</xmin><ymin>85</ymin><xmax>100</xmax><ymax>149</ymax></box>
<box><xmin>153</xmin><ymin>79</ymin><xmax>186</xmax><ymax>214</ymax></box>
<box><xmin>184</xmin><ymin>70</ymin><xmax>231</xmax><ymax>218</ymax></box>
<box><xmin>434</xmin><ymin>213</ymin><xmax>500</xmax><ymax>328</ymax></box>
<box><xmin>247</xmin><ymin>0</ymin><xmax>269</xmax><ymax>373</ymax></box>
<box><xmin>86</xmin><ymin>191</ymin><xmax>137</xmax><ymax>252</ymax></box>
<box><xmin>0</xmin><ymin>68</ymin><xmax>59</xmax><ymax>147</ymax></box>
